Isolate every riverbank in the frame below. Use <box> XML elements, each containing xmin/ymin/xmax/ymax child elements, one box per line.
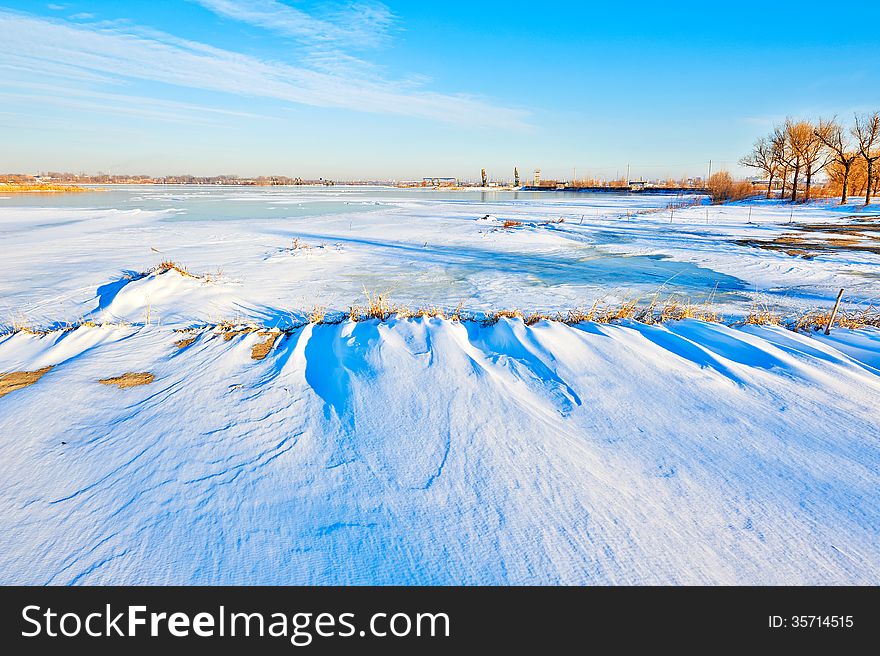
<box><xmin>0</xmin><ymin>182</ymin><xmax>95</xmax><ymax>193</ymax></box>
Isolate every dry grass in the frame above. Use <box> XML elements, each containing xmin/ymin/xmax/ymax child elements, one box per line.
<box><xmin>350</xmin><ymin>290</ymin><xmax>399</xmax><ymax>322</ymax></box>
<box><xmin>606</xmin><ymin>299</ymin><xmax>640</xmax><ymax>321</ymax></box>
<box><xmin>524</xmin><ymin>312</ymin><xmax>551</xmax><ymax>326</ymax></box>
<box><xmin>0</xmin><ymin>182</ymin><xmax>90</xmax><ymax>193</ymax></box>
<box><xmin>0</xmin><ymin>366</ymin><xmax>53</xmax><ymax>398</ymax></box>
<box><xmin>483</xmin><ymin>308</ymin><xmax>524</xmax><ymax>325</ymax></box>
<box><xmin>399</xmin><ymin>306</ymin><xmax>448</xmax><ymax>319</ymax></box>
<box><xmin>251</xmin><ymin>332</ymin><xmax>280</xmax><ymax>360</ymax></box>
<box><xmin>707</xmin><ymin>172</ymin><xmax>757</xmax><ymax>204</ymax></box>
<box><xmin>744</xmin><ymin>308</ymin><xmax>783</xmax><ymax>326</ymax></box>
<box><xmin>7</xmin><ymin>288</ymin><xmax>877</xmax><ymax>355</ymax></box>
<box><xmin>501</xmin><ymin>220</ymin><xmax>523</xmax><ymax>229</ymax></box>
<box><xmin>794</xmin><ymin>307</ymin><xmax>880</xmax><ymax>331</ymax></box>
<box><xmin>653</xmin><ymin>299</ymin><xmax>721</xmax><ymax>323</ymax></box>
<box><xmin>99</xmin><ymin>372</ymin><xmax>154</xmax><ymax>388</ymax></box>
<box><xmin>2</xmin><ymin>318</ymin><xmax>128</xmax><ymax>337</ymax></box>
<box><xmin>153</xmin><ymin>260</ymin><xmax>197</xmax><ymax>278</ymax></box>
<box><xmin>449</xmin><ymin>300</ymin><xmax>466</xmax><ymax>322</ymax></box>
<box><xmin>307</xmin><ymin>306</ymin><xmax>328</xmax><ymax>324</ymax></box>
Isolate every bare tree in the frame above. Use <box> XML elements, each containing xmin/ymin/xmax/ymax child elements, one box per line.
<box><xmin>852</xmin><ymin>112</ymin><xmax>880</xmax><ymax>205</ymax></box>
<box><xmin>771</xmin><ymin>127</ymin><xmax>789</xmax><ymax>199</ymax></box>
<box><xmin>739</xmin><ymin>136</ymin><xmax>781</xmax><ymax>198</ymax></box>
<box><xmin>786</xmin><ymin>119</ymin><xmax>828</xmax><ymax>203</ymax></box>
<box><xmin>783</xmin><ymin>119</ymin><xmax>811</xmax><ymax>202</ymax></box>
<box><xmin>816</xmin><ymin>117</ymin><xmax>859</xmax><ymax>204</ymax></box>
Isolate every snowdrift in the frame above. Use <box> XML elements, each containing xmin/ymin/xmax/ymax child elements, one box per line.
<box><xmin>1</xmin><ymin>317</ymin><xmax>878</xmax><ymax>584</ymax></box>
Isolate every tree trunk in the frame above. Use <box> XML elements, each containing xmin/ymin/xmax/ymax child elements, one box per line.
<box><xmin>791</xmin><ymin>163</ymin><xmax>800</xmax><ymax>202</ymax></box>
<box><xmin>780</xmin><ymin>165</ymin><xmax>788</xmax><ymax>199</ymax></box>
<box><xmin>766</xmin><ymin>171</ymin><xmax>773</xmax><ymax>198</ymax></box>
<box><xmin>804</xmin><ymin>166</ymin><xmax>812</xmax><ymax>203</ymax></box>
<box><xmin>841</xmin><ymin>162</ymin><xmax>850</xmax><ymax>205</ymax></box>
<box><xmin>867</xmin><ymin>159</ymin><xmax>874</xmax><ymax>205</ymax></box>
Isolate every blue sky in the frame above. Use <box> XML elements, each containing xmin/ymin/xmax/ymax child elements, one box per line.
<box><xmin>1</xmin><ymin>1</ymin><xmax>878</xmax><ymax>180</ymax></box>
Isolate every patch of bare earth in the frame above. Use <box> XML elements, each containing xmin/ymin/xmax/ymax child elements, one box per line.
<box><xmin>736</xmin><ymin>222</ymin><xmax>880</xmax><ymax>258</ymax></box>
<box><xmin>251</xmin><ymin>333</ymin><xmax>280</xmax><ymax>360</ymax></box>
<box><xmin>0</xmin><ymin>366</ymin><xmax>53</xmax><ymax>398</ymax></box>
<box><xmin>99</xmin><ymin>372</ymin><xmax>155</xmax><ymax>388</ymax></box>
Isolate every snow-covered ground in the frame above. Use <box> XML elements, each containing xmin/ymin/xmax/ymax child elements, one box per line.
<box><xmin>0</xmin><ymin>186</ymin><xmax>878</xmax><ymax>584</ymax></box>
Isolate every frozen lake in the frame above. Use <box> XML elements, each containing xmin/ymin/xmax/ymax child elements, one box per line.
<box><xmin>1</xmin><ymin>185</ymin><xmax>877</xmax><ymax>328</ymax></box>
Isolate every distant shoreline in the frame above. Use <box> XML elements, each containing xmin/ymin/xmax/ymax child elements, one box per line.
<box><xmin>520</xmin><ymin>185</ymin><xmax>709</xmax><ymax>195</ymax></box>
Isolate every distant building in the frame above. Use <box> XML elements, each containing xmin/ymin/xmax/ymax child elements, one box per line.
<box><xmin>422</xmin><ymin>177</ymin><xmax>458</xmax><ymax>187</ymax></box>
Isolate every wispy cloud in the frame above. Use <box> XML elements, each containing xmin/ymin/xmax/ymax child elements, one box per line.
<box><xmin>190</xmin><ymin>0</ymin><xmax>396</xmax><ymax>49</ymax></box>
<box><xmin>0</xmin><ymin>9</ymin><xmax>528</xmax><ymax>129</ymax></box>
<box><xmin>0</xmin><ymin>80</ymin><xmax>272</xmax><ymax>127</ymax></box>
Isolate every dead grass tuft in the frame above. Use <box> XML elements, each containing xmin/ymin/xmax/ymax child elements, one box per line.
<box><xmin>649</xmin><ymin>296</ymin><xmax>722</xmax><ymax>323</ymax></box>
<box><xmin>524</xmin><ymin>312</ymin><xmax>552</xmax><ymax>325</ymax></box>
<box><xmin>449</xmin><ymin>300</ymin><xmax>466</xmax><ymax>322</ymax></box>
<box><xmin>99</xmin><ymin>372</ymin><xmax>154</xmax><ymax>388</ymax></box>
<box><xmin>175</xmin><ymin>336</ymin><xmax>197</xmax><ymax>349</ymax></box>
<box><xmin>744</xmin><ymin>309</ymin><xmax>783</xmax><ymax>326</ymax></box>
<box><xmin>251</xmin><ymin>332</ymin><xmax>280</xmax><ymax>360</ymax></box>
<box><xmin>741</xmin><ymin>295</ymin><xmax>785</xmax><ymax>326</ymax></box>
<box><xmin>307</xmin><ymin>306</ymin><xmax>328</xmax><ymax>324</ymax></box>
<box><xmin>483</xmin><ymin>308</ymin><xmax>523</xmax><ymax>325</ymax></box>
<box><xmin>501</xmin><ymin>220</ymin><xmax>523</xmax><ymax>229</ymax></box>
<box><xmin>350</xmin><ymin>290</ymin><xmax>399</xmax><ymax>321</ymax></box>
<box><xmin>0</xmin><ymin>366</ymin><xmax>53</xmax><ymax>398</ymax></box>
<box><xmin>794</xmin><ymin>306</ymin><xmax>880</xmax><ymax>331</ymax></box>
<box><xmin>398</xmin><ymin>306</ymin><xmax>447</xmax><ymax>319</ymax></box>
<box><xmin>153</xmin><ymin>260</ymin><xmax>201</xmax><ymax>278</ymax></box>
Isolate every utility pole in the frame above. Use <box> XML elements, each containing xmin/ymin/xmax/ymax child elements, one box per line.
<box><xmin>626</xmin><ymin>164</ymin><xmax>630</xmax><ymax>184</ymax></box>
<box><xmin>707</xmin><ymin>159</ymin><xmax>712</xmax><ymax>182</ymax></box>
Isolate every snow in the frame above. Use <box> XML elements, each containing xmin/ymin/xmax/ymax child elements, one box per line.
<box><xmin>0</xmin><ymin>186</ymin><xmax>878</xmax><ymax>585</ymax></box>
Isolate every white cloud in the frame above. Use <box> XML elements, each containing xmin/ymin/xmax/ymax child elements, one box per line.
<box><xmin>0</xmin><ymin>9</ymin><xmax>528</xmax><ymax>129</ymax></box>
<box><xmin>190</xmin><ymin>0</ymin><xmax>395</xmax><ymax>49</ymax></box>
<box><xmin>0</xmin><ymin>79</ymin><xmax>271</xmax><ymax>127</ymax></box>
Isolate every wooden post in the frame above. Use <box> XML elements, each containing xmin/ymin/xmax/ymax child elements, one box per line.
<box><xmin>824</xmin><ymin>288</ymin><xmax>844</xmax><ymax>335</ymax></box>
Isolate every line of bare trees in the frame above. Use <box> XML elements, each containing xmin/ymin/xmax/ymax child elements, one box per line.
<box><xmin>740</xmin><ymin>111</ymin><xmax>880</xmax><ymax>205</ymax></box>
